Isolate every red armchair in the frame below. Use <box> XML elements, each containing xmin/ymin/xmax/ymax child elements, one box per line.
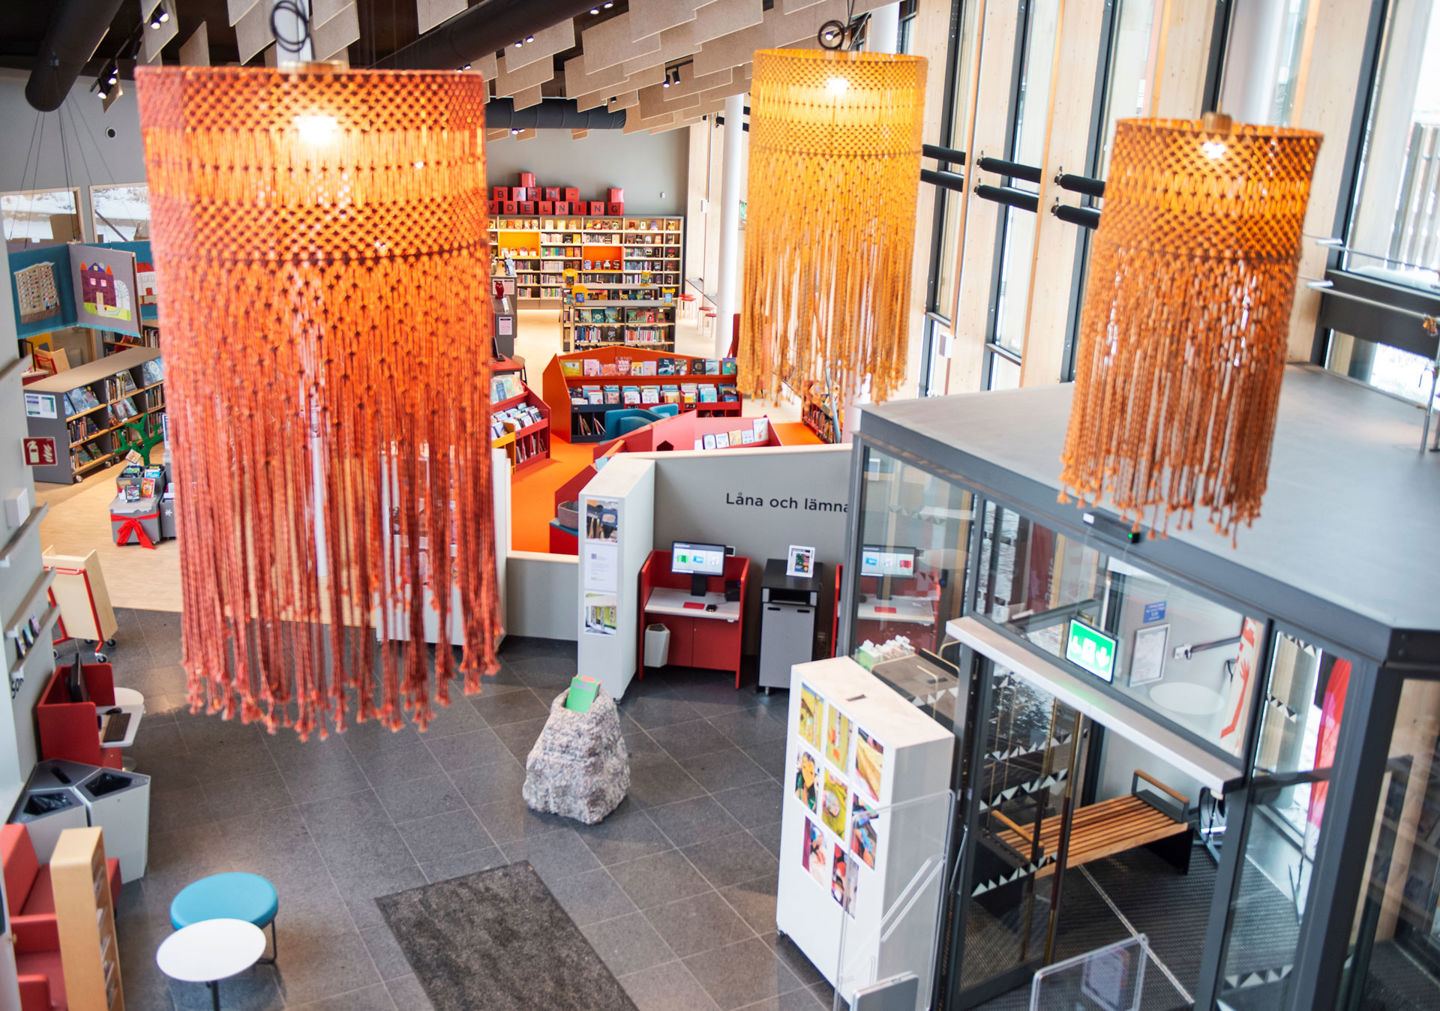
<box><xmin>2</xmin><ymin>823</ymin><xmax>122</xmax><ymax>1011</ymax></box>
<box><xmin>36</xmin><ymin>664</ymin><xmax>123</xmax><ymax>770</ymax></box>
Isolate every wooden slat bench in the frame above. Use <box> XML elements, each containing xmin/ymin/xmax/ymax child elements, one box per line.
<box><xmin>989</xmin><ymin>770</ymin><xmax>1193</xmax><ymax>879</ymax></box>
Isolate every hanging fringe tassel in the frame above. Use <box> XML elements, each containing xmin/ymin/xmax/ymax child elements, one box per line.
<box><xmin>739</xmin><ymin>49</ymin><xmax>927</xmax><ymax>408</ymax></box>
<box><xmin>136</xmin><ymin>66</ymin><xmax>501</xmax><ymax>739</ymax></box>
<box><xmin>1059</xmin><ymin>117</ymin><xmax>1321</xmax><ymax>543</ymax></box>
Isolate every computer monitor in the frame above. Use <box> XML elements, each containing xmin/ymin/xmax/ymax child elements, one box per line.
<box><xmin>66</xmin><ymin>656</ymin><xmax>89</xmax><ymax>704</ymax></box>
<box><xmin>859</xmin><ymin>546</ymin><xmax>917</xmax><ymax>601</ymax></box>
<box><xmin>671</xmin><ymin>540</ymin><xmax>727</xmax><ymax>597</ymax></box>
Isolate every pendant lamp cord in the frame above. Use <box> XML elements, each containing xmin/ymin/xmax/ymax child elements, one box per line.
<box><xmin>271</xmin><ymin>0</ymin><xmax>314</xmax><ymax>56</ymax></box>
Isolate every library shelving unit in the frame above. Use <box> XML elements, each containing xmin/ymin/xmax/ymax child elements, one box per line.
<box><xmin>23</xmin><ymin>347</ymin><xmax>165</xmax><ymax>484</ymax></box>
<box><xmin>103</xmin><ymin>322</ymin><xmax>160</xmax><ymax>356</ymax></box>
<box><xmin>541</xmin><ymin>346</ymin><xmax>742</xmax><ymax>444</ymax></box>
<box><xmin>52</xmin><ymin>827</ymin><xmax>124</xmax><ymax>1011</ymax></box>
<box><xmin>802</xmin><ymin>381</ymin><xmax>843</xmax><ymax>444</ymax></box>
<box><xmin>487</xmin><ymin>214</ymin><xmax>683</xmax><ymax>319</ymax></box>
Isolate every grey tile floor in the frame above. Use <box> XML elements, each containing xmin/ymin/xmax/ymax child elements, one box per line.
<box><xmin>108</xmin><ymin>608</ymin><xmax>834</xmax><ymax>1010</ymax></box>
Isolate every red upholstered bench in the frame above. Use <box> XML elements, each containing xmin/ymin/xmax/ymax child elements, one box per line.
<box><xmin>2</xmin><ymin>823</ymin><xmax>121</xmax><ymax>1011</ymax></box>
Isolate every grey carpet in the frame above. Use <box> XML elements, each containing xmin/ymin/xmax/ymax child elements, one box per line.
<box><xmin>376</xmin><ymin>861</ymin><xmax>639</xmax><ymax>1011</ymax></box>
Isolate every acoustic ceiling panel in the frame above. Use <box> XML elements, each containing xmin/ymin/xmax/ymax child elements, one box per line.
<box><xmin>178</xmin><ymin>22</ymin><xmax>210</xmax><ymax>66</ymax></box>
<box><xmin>572</xmin><ymin>129</ymin><xmax>589</xmax><ymax>139</ymax></box>
<box><xmin>234</xmin><ymin>0</ymin><xmax>272</xmax><ymax>63</ymax></box>
<box><xmin>565</xmin><ymin>53</ymin><xmax>628</xmax><ymax>96</ymax></box>
<box><xmin>628</xmin><ymin>0</ymin><xmax>699</xmax><ymax>41</ymax></box>
<box><xmin>486</xmin><ymin>127</ymin><xmax>512</xmax><ymax>141</ymax></box>
<box><xmin>692</xmin><ymin>0</ymin><xmax>844</xmax><ymax>77</ymax></box>
<box><xmin>495</xmin><ymin>51</ymin><xmax>556</xmax><ymax>96</ymax></box>
<box><xmin>693</xmin><ymin>0</ymin><xmax>764</xmax><ymax>43</ymax></box>
<box><xmin>227</xmin><ymin>0</ymin><xmax>260</xmax><ymax>24</ymax></box>
<box><xmin>621</xmin><ymin>20</ymin><xmax>696</xmax><ymax>74</ymax></box>
<box><xmin>476</xmin><ymin>52</ymin><xmax>498</xmax><ymax>81</ymax></box>
<box><xmin>416</xmin><ymin>0</ymin><xmax>466</xmax><ymax>34</ymax></box>
<box><xmin>311</xmin><ymin>3</ymin><xmax>360</xmax><ymax>61</ymax></box>
<box><xmin>584</xmin><ymin>12</ymin><xmax>660</xmax><ymax>74</ymax></box>
<box><xmin>574</xmin><ymin>89</ymin><xmax>609</xmax><ymax>112</ymax></box>
<box><xmin>513</xmin><ymin>129</ymin><xmax>537</xmax><ymax>141</ymax></box>
<box><xmin>505</xmin><ymin>18</ymin><xmax>576</xmax><ymax>72</ymax></box>
<box><xmin>512</xmin><ymin>84</ymin><xmax>545</xmax><ymax>111</ymax></box>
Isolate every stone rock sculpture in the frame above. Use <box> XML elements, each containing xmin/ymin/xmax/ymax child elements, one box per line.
<box><xmin>522</xmin><ymin>688</ymin><xmax>630</xmax><ymax>824</ymax></box>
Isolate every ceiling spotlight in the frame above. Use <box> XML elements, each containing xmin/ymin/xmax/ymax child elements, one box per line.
<box><xmin>97</xmin><ymin>85</ymin><xmax>108</xmax><ymax>100</ymax></box>
<box><xmin>514</xmin><ymin>40</ymin><xmax>523</xmax><ymax>47</ymax></box>
<box><xmin>526</xmin><ymin>36</ymin><xmax>534</xmax><ymax>43</ymax></box>
<box><xmin>148</xmin><ymin>8</ymin><xmax>169</xmax><ymax>28</ymax></box>
<box><xmin>461</xmin><ymin>63</ymin><xmax>472</xmax><ymax>70</ymax></box>
<box><xmin>107</xmin><ymin>68</ymin><xmax>119</xmax><ymax>86</ymax></box>
<box><xmin>590</xmin><ymin>7</ymin><xmax>599</xmax><ymax>13</ymax></box>
<box><xmin>604</xmin><ymin>2</ymin><xmax>614</xmax><ymax>7</ymax></box>
<box><xmin>510</xmin><ymin>128</ymin><xmax>519</xmax><ymax>135</ymax></box>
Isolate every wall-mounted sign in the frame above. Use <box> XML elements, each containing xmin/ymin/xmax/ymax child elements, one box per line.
<box><xmin>21</xmin><ymin>437</ymin><xmax>57</xmax><ymax>468</ymax></box>
<box><xmin>1143</xmin><ymin>601</ymin><xmax>1166</xmax><ymax>623</ymax></box>
<box><xmin>1066</xmin><ymin>619</ymin><xmax>1117</xmax><ymax>683</ymax></box>
<box><xmin>23</xmin><ymin>393</ymin><xmax>56</xmax><ymax>419</ymax></box>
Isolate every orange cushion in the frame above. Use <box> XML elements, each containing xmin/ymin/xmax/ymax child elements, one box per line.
<box><xmin>1</xmin><ymin>824</ymin><xmax>39</xmax><ymax>907</ymax></box>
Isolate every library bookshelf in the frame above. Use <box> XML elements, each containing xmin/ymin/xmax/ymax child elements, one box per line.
<box><xmin>52</xmin><ymin>827</ymin><xmax>124</xmax><ymax>1011</ymax></box>
<box><xmin>23</xmin><ymin>346</ymin><xmax>165</xmax><ymax>484</ymax></box>
<box><xmin>801</xmin><ymin>382</ymin><xmax>843</xmax><ymax>444</ymax></box>
<box><xmin>490</xmin><ymin>387</ymin><xmax>551</xmax><ymax>472</ymax></box>
<box><xmin>488</xmin><ymin>214</ymin><xmax>683</xmax><ymax>317</ymax></box>
<box><xmin>541</xmin><ymin>346</ymin><xmax>742</xmax><ymax>443</ymax></box>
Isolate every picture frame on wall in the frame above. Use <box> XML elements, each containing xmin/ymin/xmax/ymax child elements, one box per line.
<box><xmin>787</xmin><ymin>545</ymin><xmax>816</xmax><ymax>579</ymax></box>
<box><xmin>1130</xmin><ymin>623</ymin><xmax>1169</xmax><ymax>686</ymax></box>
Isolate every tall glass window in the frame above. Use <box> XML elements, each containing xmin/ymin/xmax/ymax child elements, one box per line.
<box><xmin>1344</xmin><ymin>0</ymin><xmax>1440</xmax><ymax>290</ymax></box>
<box><xmin>90</xmin><ymin>184</ymin><xmax>150</xmax><ymax>243</ymax></box>
<box><xmin>2</xmin><ymin>188</ymin><xmax>82</xmax><ymax>246</ymax></box>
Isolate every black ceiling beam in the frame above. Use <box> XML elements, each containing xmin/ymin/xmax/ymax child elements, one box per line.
<box><xmin>25</xmin><ymin>0</ymin><xmax>126</xmax><ymax>111</ymax></box>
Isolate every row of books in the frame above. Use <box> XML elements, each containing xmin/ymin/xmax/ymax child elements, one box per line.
<box><xmin>490</xmin><ymin>402</ymin><xmax>545</xmax><ymax>440</ymax></box>
<box><xmin>504</xmin><ymin>431</ymin><xmax>549</xmax><ymax>468</ymax></box>
<box><xmin>63</xmin><ymin>387</ymin><xmax>104</xmax><ymax>415</ymax></box>
<box><xmin>492</xmin><ymin>217</ymin><xmax>680</xmax><ymax>232</ymax></box>
<box><xmin>570</xmin><ymin>327</ymin><xmax>672</xmax><ymax>345</ymax></box>
<box><xmin>104</xmin><ymin>372</ymin><xmax>137</xmax><ymax>402</ymax></box>
<box><xmin>563</xmin><ymin>356</ymin><xmax>738</xmax><ymax>377</ymax></box>
<box><xmin>73</xmin><ymin>444</ymin><xmax>107</xmax><ymax>466</ymax></box>
<box><xmin>571</xmin><ymin>291</ymin><xmax>673</xmax><ymax>305</ymax></box>
<box><xmin>570</xmin><ymin>383</ymin><xmax>739</xmax><ymax>406</ymax></box>
<box><xmin>491</xmin><ymin>372</ymin><xmax>525</xmax><ymax>403</ymax></box>
<box><xmin>620</xmin><ymin>273</ymin><xmax>680</xmax><ymax>286</ymax></box>
<box><xmin>140</xmin><ymin>359</ymin><xmax>164</xmax><ymax>386</ymax></box>
<box><xmin>70</xmin><ymin>414</ymin><xmax>107</xmax><ymax>442</ymax></box>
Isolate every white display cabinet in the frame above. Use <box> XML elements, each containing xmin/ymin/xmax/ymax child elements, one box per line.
<box><xmin>777</xmin><ymin>656</ymin><xmax>955</xmax><ymax>1006</ymax></box>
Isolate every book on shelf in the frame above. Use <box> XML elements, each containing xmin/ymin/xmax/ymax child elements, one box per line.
<box><xmin>582</xmin><ymin>358</ymin><xmax>601</xmax><ymax>376</ymax></box>
<box><xmin>680</xmin><ymin>384</ymin><xmax>698</xmax><ymax>404</ymax></box>
<box><xmin>602</xmin><ymin>385</ymin><xmax>621</xmax><ymax>405</ymax></box>
<box><xmin>660</xmin><ymin>385</ymin><xmax>681</xmax><ymax>404</ymax></box>
<box><xmin>599</xmin><ymin>362</ymin><xmax>618</xmax><ymax>376</ymax></box>
<box><xmin>616</xmin><ymin>356</ymin><xmax>631</xmax><ymax>376</ymax></box>
<box><xmin>720</xmin><ymin>386</ymin><xmax>739</xmax><ymax>402</ymax></box>
<box><xmin>703</xmin><ymin>434</ymin><xmax>716</xmax><ymax>449</ymax></box>
<box><xmin>721</xmin><ymin>358</ymin><xmax>737</xmax><ymax>375</ymax></box>
<box><xmin>562</xmin><ymin>360</ymin><xmax>583</xmax><ymax>377</ymax></box>
<box><xmin>621</xmin><ymin>386</ymin><xmax>641</xmax><ymax>406</ymax></box>
<box><xmin>714</xmin><ymin>432</ymin><xmax>729</xmax><ymax>448</ymax></box>
<box><xmin>140</xmin><ymin>359</ymin><xmax>164</xmax><ymax>385</ymax></box>
<box><xmin>640</xmin><ymin>387</ymin><xmax>660</xmax><ymax>404</ymax></box>
<box><xmin>583</xmin><ymin>386</ymin><xmax>604</xmax><ymax>405</ymax></box>
<box><xmin>698</xmin><ymin>386</ymin><xmax>718</xmax><ymax>403</ymax></box>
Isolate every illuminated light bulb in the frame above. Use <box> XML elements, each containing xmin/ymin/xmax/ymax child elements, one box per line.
<box><xmin>510</xmin><ymin>128</ymin><xmax>519</xmax><ymax>135</ymax></box>
<box><xmin>514</xmin><ymin>40</ymin><xmax>523</xmax><ymax>47</ymax></box>
<box><xmin>97</xmin><ymin>87</ymin><xmax>108</xmax><ymax>100</ymax></box>
<box><xmin>826</xmin><ymin>77</ymin><xmax>849</xmax><ymax>96</ymax></box>
<box><xmin>590</xmin><ymin>7</ymin><xmax>598</xmax><ymax>13</ymax></box>
<box><xmin>294</xmin><ymin>114</ymin><xmax>338</xmax><ymax>145</ymax></box>
<box><xmin>526</xmin><ymin>36</ymin><xmax>534</xmax><ymax>43</ymax></box>
<box><xmin>1201</xmin><ymin>140</ymin><xmax>1227</xmax><ymax>159</ymax></box>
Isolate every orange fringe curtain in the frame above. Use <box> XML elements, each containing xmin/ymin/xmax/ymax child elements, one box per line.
<box><xmin>739</xmin><ymin>49</ymin><xmax>927</xmax><ymax>407</ymax></box>
<box><xmin>1059</xmin><ymin>117</ymin><xmax>1321</xmax><ymax>541</ymax></box>
<box><xmin>135</xmin><ymin>66</ymin><xmax>500</xmax><ymax>738</ymax></box>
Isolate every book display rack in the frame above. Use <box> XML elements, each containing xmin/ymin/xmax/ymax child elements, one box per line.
<box><xmin>490</xmin><ymin>369</ymin><xmax>551</xmax><ymax>472</ymax></box>
<box><xmin>802</xmin><ymin>381</ymin><xmax>843</xmax><ymax>444</ymax></box>
<box><xmin>541</xmin><ymin>346</ymin><xmax>742</xmax><ymax>443</ymax></box>
<box><xmin>23</xmin><ymin>347</ymin><xmax>165</xmax><ymax>484</ymax></box>
<box><xmin>52</xmin><ymin>827</ymin><xmax>125</xmax><ymax>1010</ymax></box>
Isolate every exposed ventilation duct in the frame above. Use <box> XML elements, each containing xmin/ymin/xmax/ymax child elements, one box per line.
<box><xmin>379</xmin><ymin>0</ymin><xmax>597</xmax><ymax>70</ymax></box>
<box><xmin>25</xmin><ymin>0</ymin><xmax>126</xmax><ymax>111</ymax></box>
<box><xmin>486</xmin><ymin>98</ymin><xmax>625</xmax><ymax>130</ymax></box>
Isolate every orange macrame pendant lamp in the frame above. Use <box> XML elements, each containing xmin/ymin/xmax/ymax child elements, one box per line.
<box><xmin>739</xmin><ymin>48</ymin><xmax>927</xmax><ymax>407</ymax></box>
<box><xmin>135</xmin><ymin>65</ymin><xmax>501</xmax><ymax>738</ymax></box>
<box><xmin>1059</xmin><ymin>114</ymin><xmax>1321</xmax><ymax>542</ymax></box>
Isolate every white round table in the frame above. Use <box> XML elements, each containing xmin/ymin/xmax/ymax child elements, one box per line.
<box><xmin>156</xmin><ymin>918</ymin><xmax>266</xmax><ymax>1011</ymax></box>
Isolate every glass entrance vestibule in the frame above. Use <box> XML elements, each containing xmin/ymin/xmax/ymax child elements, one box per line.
<box><xmin>841</xmin><ymin>368</ymin><xmax>1440</xmax><ymax>1010</ymax></box>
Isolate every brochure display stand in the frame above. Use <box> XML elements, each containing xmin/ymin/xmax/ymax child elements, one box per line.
<box><xmin>778</xmin><ymin>657</ymin><xmax>954</xmax><ymax>1001</ymax></box>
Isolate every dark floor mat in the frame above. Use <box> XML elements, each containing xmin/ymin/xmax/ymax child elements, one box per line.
<box><xmin>376</xmin><ymin>861</ymin><xmax>638</xmax><ymax>1011</ymax></box>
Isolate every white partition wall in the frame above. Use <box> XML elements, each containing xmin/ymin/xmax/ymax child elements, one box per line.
<box><xmin>778</xmin><ymin>657</ymin><xmax>954</xmax><ymax>1004</ymax></box>
<box><xmin>576</xmin><ymin>456</ymin><xmax>655</xmax><ymax>699</ymax></box>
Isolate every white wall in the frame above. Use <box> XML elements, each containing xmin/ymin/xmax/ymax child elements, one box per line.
<box><xmin>486</xmin><ymin>127</ymin><xmax>688</xmax><ymax>216</ymax></box>
<box><xmin>505</xmin><ymin>552</ymin><xmax>578</xmax><ymax>640</ymax></box>
<box><xmin>0</xmin><ymin>70</ymin><xmax>148</xmax><ymax>234</ymax></box>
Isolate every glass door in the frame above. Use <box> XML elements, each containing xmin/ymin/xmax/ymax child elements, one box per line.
<box><xmin>952</xmin><ymin>655</ymin><xmax>1083</xmax><ymax>1005</ymax></box>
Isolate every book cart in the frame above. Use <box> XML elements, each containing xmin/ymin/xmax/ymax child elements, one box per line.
<box><xmin>22</xmin><ymin>347</ymin><xmax>165</xmax><ymax>484</ymax></box>
<box><xmin>541</xmin><ymin>346</ymin><xmax>742</xmax><ymax>443</ymax></box>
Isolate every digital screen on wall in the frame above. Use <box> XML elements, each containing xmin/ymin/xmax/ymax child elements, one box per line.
<box><xmin>1066</xmin><ymin>619</ymin><xmax>1117</xmax><ymax>683</ymax></box>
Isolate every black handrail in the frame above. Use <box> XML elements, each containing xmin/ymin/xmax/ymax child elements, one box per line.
<box><xmin>973</xmin><ymin>185</ymin><xmax>1039</xmax><ymax>213</ymax></box>
<box><xmin>1056</xmin><ymin>173</ymin><xmax>1105</xmax><ymax>198</ymax></box>
<box><xmin>921</xmin><ymin>168</ymin><xmax>967</xmax><ymax>193</ymax></box>
<box><xmin>1051</xmin><ymin>204</ymin><xmax>1100</xmax><ymax>230</ymax></box>
<box><xmin>976</xmin><ymin>156</ymin><xmax>1043</xmax><ymax>185</ymax></box>
<box><xmin>923</xmin><ymin>143</ymin><xmax>968</xmax><ymax>166</ymax></box>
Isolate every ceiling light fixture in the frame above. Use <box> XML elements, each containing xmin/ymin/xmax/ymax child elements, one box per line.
<box><xmin>1059</xmin><ymin>113</ymin><xmax>1322</xmax><ymax>540</ymax></box>
<box><xmin>133</xmin><ymin>61</ymin><xmax>502</xmax><ymax>738</ymax></box>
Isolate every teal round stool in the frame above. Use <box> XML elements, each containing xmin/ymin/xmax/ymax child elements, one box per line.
<box><xmin>170</xmin><ymin>873</ymin><xmax>279</xmax><ymax>965</ymax></box>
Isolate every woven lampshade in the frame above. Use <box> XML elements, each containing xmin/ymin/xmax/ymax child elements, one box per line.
<box><xmin>135</xmin><ymin>66</ymin><xmax>500</xmax><ymax>738</ymax></box>
<box><xmin>739</xmin><ymin>49</ymin><xmax>927</xmax><ymax>406</ymax></box>
<box><xmin>1059</xmin><ymin>117</ymin><xmax>1321</xmax><ymax>541</ymax></box>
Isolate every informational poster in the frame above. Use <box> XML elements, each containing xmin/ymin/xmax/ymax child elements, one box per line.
<box><xmin>69</xmin><ymin>244</ymin><xmax>141</xmax><ymax>337</ymax></box>
<box><xmin>584</xmin><ymin>496</ymin><xmax>619</xmax><ymax>542</ymax></box>
<box><xmin>583</xmin><ymin>542</ymin><xmax>618</xmax><ymax>591</ymax></box>
<box><xmin>794</xmin><ymin>749</ymin><xmax>819</xmax><ymax>813</ymax></box>
<box><xmin>821</xmin><ymin>769</ymin><xmax>848</xmax><ymax>838</ymax></box>
<box><xmin>797</xmin><ymin>683</ymin><xmax>821</xmax><ymax>749</ymax></box>
<box><xmin>855</xmin><ymin>727</ymin><xmax>884</xmax><ymax>802</ymax></box>
<box><xmin>1129</xmin><ymin>624</ymin><xmax>1169</xmax><ymax>686</ymax></box>
<box><xmin>583</xmin><ymin>592</ymin><xmax>617</xmax><ymax>637</ymax></box>
<box><xmin>23</xmin><ymin>392</ymin><xmax>56</xmax><ymax>419</ymax></box>
<box><xmin>803</xmin><ymin>818</ymin><xmax>828</xmax><ymax>886</ymax></box>
<box><xmin>824</xmin><ymin>703</ymin><xmax>851</xmax><ymax>770</ymax></box>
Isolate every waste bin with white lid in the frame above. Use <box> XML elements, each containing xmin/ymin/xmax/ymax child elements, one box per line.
<box><xmin>75</xmin><ymin>768</ymin><xmax>150</xmax><ymax>882</ymax></box>
<box><xmin>644</xmin><ymin>624</ymin><xmax>671</xmax><ymax>667</ymax></box>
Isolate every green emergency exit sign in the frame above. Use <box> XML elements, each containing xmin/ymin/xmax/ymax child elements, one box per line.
<box><xmin>1066</xmin><ymin>619</ymin><xmax>1116</xmax><ymax>683</ymax></box>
